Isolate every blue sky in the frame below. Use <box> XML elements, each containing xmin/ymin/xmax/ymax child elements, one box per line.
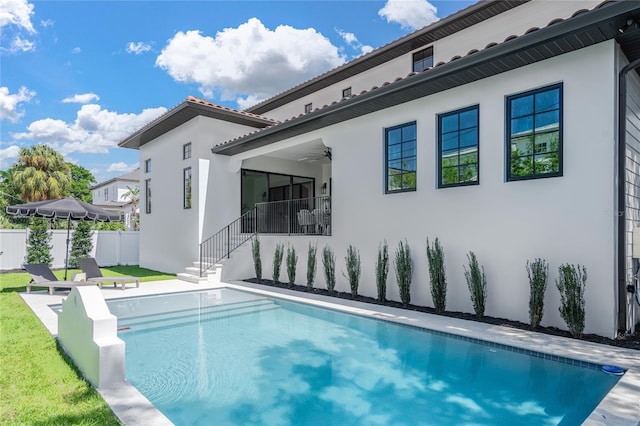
<box><xmin>1</xmin><ymin>0</ymin><xmax>475</xmax><ymax>183</ymax></box>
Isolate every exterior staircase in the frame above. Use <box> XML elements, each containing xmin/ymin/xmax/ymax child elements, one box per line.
<box><xmin>177</xmin><ymin>261</ymin><xmax>223</xmax><ymax>284</ymax></box>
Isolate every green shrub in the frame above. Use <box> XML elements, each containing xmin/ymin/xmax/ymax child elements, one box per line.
<box><xmin>395</xmin><ymin>240</ymin><xmax>412</xmax><ymax>306</ymax></box>
<box><xmin>69</xmin><ymin>221</ymin><xmax>93</xmax><ymax>268</ymax></box>
<box><xmin>556</xmin><ymin>264</ymin><xmax>587</xmax><ymax>338</ymax></box>
<box><xmin>464</xmin><ymin>251</ymin><xmax>487</xmax><ymax>318</ymax></box>
<box><xmin>272</xmin><ymin>242</ymin><xmax>284</xmax><ymax>283</ymax></box>
<box><xmin>286</xmin><ymin>244</ymin><xmax>298</xmax><ymax>287</ymax></box>
<box><xmin>375</xmin><ymin>240</ymin><xmax>389</xmax><ymax>302</ymax></box>
<box><xmin>343</xmin><ymin>245</ymin><xmax>361</xmax><ymax>298</ymax></box>
<box><xmin>322</xmin><ymin>245</ymin><xmax>336</xmax><ymax>294</ymax></box>
<box><xmin>527</xmin><ymin>258</ymin><xmax>548</xmax><ymax>328</ymax></box>
<box><xmin>251</xmin><ymin>236</ymin><xmax>262</xmax><ymax>283</ymax></box>
<box><xmin>307</xmin><ymin>242</ymin><xmax>318</xmax><ymax>289</ymax></box>
<box><xmin>426</xmin><ymin>237</ymin><xmax>447</xmax><ymax>313</ymax></box>
<box><xmin>26</xmin><ymin>218</ymin><xmax>53</xmax><ymax>265</ymax></box>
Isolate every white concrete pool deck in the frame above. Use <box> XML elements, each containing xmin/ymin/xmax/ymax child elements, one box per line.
<box><xmin>21</xmin><ymin>279</ymin><xmax>640</xmax><ymax>426</ymax></box>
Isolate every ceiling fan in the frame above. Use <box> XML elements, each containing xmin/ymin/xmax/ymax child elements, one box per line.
<box><xmin>298</xmin><ymin>148</ymin><xmax>332</xmax><ymax>163</ymax></box>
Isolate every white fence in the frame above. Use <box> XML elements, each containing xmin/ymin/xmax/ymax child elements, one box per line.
<box><xmin>0</xmin><ymin>229</ymin><xmax>139</xmax><ymax>271</ymax></box>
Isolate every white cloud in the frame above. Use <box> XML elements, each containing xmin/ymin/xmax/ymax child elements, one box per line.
<box><xmin>378</xmin><ymin>0</ymin><xmax>439</xmax><ymax>31</ymax></box>
<box><xmin>0</xmin><ymin>0</ymin><xmax>36</xmax><ymax>33</ymax></box>
<box><xmin>13</xmin><ymin>104</ymin><xmax>168</xmax><ymax>155</ymax></box>
<box><xmin>156</xmin><ymin>18</ymin><xmax>345</xmax><ymax>105</ymax></box>
<box><xmin>40</xmin><ymin>18</ymin><xmax>53</xmax><ymax>28</ymax></box>
<box><xmin>71</xmin><ymin>46</ymin><xmax>81</xmax><ymax>54</ymax></box>
<box><xmin>8</xmin><ymin>35</ymin><xmax>34</xmax><ymax>52</ymax></box>
<box><xmin>0</xmin><ymin>86</ymin><xmax>36</xmax><ymax>122</ymax></box>
<box><xmin>126</xmin><ymin>41</ymin><xmax>152</xmax><ymax>55</ymax></box>
<box><xmin>62</xmin><ymin>93</ymin><xmax>100</xmax><ymax>104</ymax></box>
<box><xmin>107</xmin><ymin>162</ymin><xmax>135</xmax><ymax>173</ymax></box>
<box><xmin>336</xmin><ymin>29</ymin><xmax>374</xmax><ymax>57</ymax></box>
<box><xmin>0</xmin><ymin>144</ymin><xmax>21</xmax><ymax>169</ymax></box>
<box><xmin>236</xmin><ymin>94</ymin><xmax>267</xmax><ymax>110</ymax></box>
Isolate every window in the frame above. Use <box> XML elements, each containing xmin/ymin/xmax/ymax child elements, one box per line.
<box><xmin>412</xmin><ymin>47</ymin><xmax>433</xmax><ymax>73</ymax></box>
<box><xmin>104</xmin><ymin>187</ymin><xmax>109</xmax><ymax>202</ymax></box>
<box><xmin>183</xmin><ymin>167</ymin><xmax>192</xmax><ymax>209</ymax></box>
<box><xmin>144</xmin><ymin>158</ymin><xmax>151</xmax><ymax>173</ymax></box>
<box><xmin>183</xmin><ymin>142</ymin><xmax>191</xmax><ymax>160</ymax></box>
<box><xmin>438</xmin><ymin>105</ymin><xmax>479</xmax><ymax>187</ymax></box>
<box><xmin>506</xmin><ymin>83</ymin><xmax>562</xmax><ymax>180</ymax></box>
<box><xmin>145</xmin><ymin>179</ymin><xmax>151</xmax><ymax>214</ymax></box>
<box><xmin>385</xmin><ymin>122</ymin><xmax>417</xmax><ymax>193</ymax></box>
<box><xmin>342</xmin><ymin>87</ymin><xmax>352</xmax><ymax>98</ymax></box>
<box><xmin>304</xmin><ymin>103</ymin><xmax>313</xmax><ymax>114</ymax></box>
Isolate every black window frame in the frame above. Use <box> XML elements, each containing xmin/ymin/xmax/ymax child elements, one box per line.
<box><xmin>342</xmin><ymin>87</ymin><xmax>352</xmax><ymax>98</ymax></box>
<box><xmin>412</xmin><ymin>46</ymin><xmax>434</xmax><ymax>73</ymax></box>
<box><xmin>183</xmin><ymin>142</ymin><xmax>191</xmax><ymax>160</ymax></box>
<box><xmin>144</xmin><ymin>158</ymin><xmax>151</xmax><ymax>173</ymax></box>
<box><xmin>437</xmin><ymin>105</ymin><xmax>480</xmax><ymax>188</ymax></box>
<box><xmin>384</xmin><ymin>121</ymin><xmax>417</xmax><ymax>194</ymax></box>
<box><xmin>183</xmin><ymin>167</ymin><xmax>192</xmax><ymax>209</ymax></box>
<box><xmin>145</xmin><ymin>178</ymin><xmax>151</xmax><ymax>214</ymax></box>
<box><xmin>506</xmin><ymin>83</ymin><xmax>563</xmax><ymax>181</ymax></box>
<box><xmin>304</xmin><ymin>103</ymin><xmax>313</xmax><ymax>114</ymax></box>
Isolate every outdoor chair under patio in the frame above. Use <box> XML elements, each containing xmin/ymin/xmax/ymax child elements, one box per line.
<box><xmin>78</xmin><ymin>257</ymin><xmax>140</xmax><ymax>290</ymax></box>
<box><xmin>24</xmin><ymin>263</ymin><xmax>94</xmax><ymax>295</ymax></box>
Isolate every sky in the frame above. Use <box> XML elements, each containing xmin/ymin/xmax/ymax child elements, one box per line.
<box><xmin>1</xmin><ymin>0</ymin><xmax>476</xmax><ymax>183</ymax></box>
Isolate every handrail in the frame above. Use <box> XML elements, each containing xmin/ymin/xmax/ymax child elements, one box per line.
<box><xmin>199</xmin><ymin>208</ymin><xmax>257</xmax><ymax>276</ymax></box>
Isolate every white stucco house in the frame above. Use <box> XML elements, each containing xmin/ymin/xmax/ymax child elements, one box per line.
<box><xmin>120</xmin><ymin>0</ymin><xmax>640</xmax><ymax>338</ymax></box>
<box><xmin>91</xmin><ymin>169</ymin><xmax>140</xmax><ymax>230</ymax></box>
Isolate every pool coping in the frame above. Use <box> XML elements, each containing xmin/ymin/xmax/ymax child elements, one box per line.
<box><xmin>20</xmin><ymin>279</ymin><xmax>640</xmax><ymax>426</ymax></box>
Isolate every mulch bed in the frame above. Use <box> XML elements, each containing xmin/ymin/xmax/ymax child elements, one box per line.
<box><xmin>244</xmin><ymin>278</ymin><xmax>640</xmax><ymax>351</ymax></box>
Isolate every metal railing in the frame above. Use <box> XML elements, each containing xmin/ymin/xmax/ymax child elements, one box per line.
<box><xmin>255</xmin><ymin>196</ymin><xmax>331</xmax><ymax>236</ymax></box>
<box><xmin>198</xmin><ymin>196</ymin><xmax>332</xmax><ymax>276</ymax></box>
<box><xmin>199</xmin><ymin>208</ymin><xmax>257</xmax><ymax>276</ymax></box>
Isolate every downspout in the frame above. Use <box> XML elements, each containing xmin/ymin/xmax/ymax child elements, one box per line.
<box><xmin>617</xmin><ymin>56</ymin><xmax>640</xmax><ymax>334</ymax></box>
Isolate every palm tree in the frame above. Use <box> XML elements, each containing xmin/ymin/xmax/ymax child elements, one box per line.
<box><xmin>122</xmin><ymin>185</ymin><xmax>140</xmax><ymax>230</ymax></box>
<box><xmin>12</xmin><ymin>145</ymin><xmax>71</xmax><ymax>202</ymax></box>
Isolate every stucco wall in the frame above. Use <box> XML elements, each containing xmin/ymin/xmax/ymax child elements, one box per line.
<box><xmin>228</xmin><ymin>41</ymin><xmax>618</xmax><ymax>337</ymax></box>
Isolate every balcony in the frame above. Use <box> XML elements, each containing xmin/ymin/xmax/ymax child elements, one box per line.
<box><xmin>253</xmin><ymin>196</ymin><xmax>331</xmax><ymax>236</ymax></box>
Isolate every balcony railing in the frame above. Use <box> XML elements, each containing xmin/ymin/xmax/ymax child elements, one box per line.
<box><xmin>254</xmin><ymin>196</ymin><xmax>331</xmax><ymax>236</ymax></box>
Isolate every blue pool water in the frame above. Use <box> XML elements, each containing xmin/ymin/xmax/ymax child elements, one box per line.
<box><xmin>108</xmin><ymin>289</ymin><xmax>620</xmax><ymax>426</ymax></box>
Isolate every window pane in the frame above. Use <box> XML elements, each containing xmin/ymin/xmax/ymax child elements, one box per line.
<box><xmin>385</xmin><ymin>122</ymin><xmax>417</xmax><ymax>193</ymax></box>
<box><xmin>402</xmin><ymin>141</ymin><xmax>416</xmax><ymax>157</ymax></box>
<box><xmin>388</xmin><ymin>175</ymin><xmax>402</xmax><ymax>191</ymax></box>
<box><xmin>441</xmin><ymin>167</ymin><xmax>458</xmax><ymax>185</ymax></box>
<box><xmin>441</xmin><ymin>133</ymin><xmax>458</xmax><ymax>151</ymax></box>
<box><xmin>511</xmin><ymin>116</ymin><xmax>533</xmax><ymax>136</ymax></box>
<box><xmin>459</xmin><ymin>151</ymin><xmax>477</xmax><ymax>166</ymax></box>
<box><xmin>389</xmin><ymin>159</ymin><xmax>402</xmax><ymax>171</ymax></box>
<box><xmin>511</xmin><ymin>155</ymin><xmax>534</xmax><ymax>177</ymax></box>
<box><xmin>388</xmin><ymin>144</ymin><xmax>401</xmax><ymax>160</ymax></box>
<box><xmin>388</xmin><ymin>128</ymin><xmax>402</xmax><ymax>145</ymax></box>
<box><xmin>402</xmin><ymin>124</ymin><xmax>416</xmax><ymax>141</ymax></box>
<box><xmin>511</xmin><ymin>95</ymin><xmax>533</xmax><ymax>118</ymax></box>
<box><xmin>403</xmin><ymin>158</ymin><xmax>416</xmax><ymax>172</ymax></box>
<box><xmin>534</xmin><ymin>153</ymin><xmax>560</xmax><ymax>173</ymax></box>
<box><xmin>535</xmin><ymin>89</ymin><xmax>560</xmax><ymax>113</ymax></box>
<box><xmin>442</xmin><ymin>151</ymin><xmax>459</xmax><ymax>167</ymax></box>
<box><xmin>459</xmin><ymin>128</ymin><xmax>477</xmax><ymax>148</ymax></box>
<box><xmin>402</xmin><ymin>172</ymin><xmax>416</xmax><ymax>189</ymax></box>
<box><xmin>459</xmin><ymin>164</ymin><xmax>478</xmax><ymax>183</ymax></box>
<box><xmin>441</xmin><ymin>115</ymin><xmax>458</xmax><ymax>133</ymax></box>
<box><xmin>459</xmin><ymin>109</ymin><xmax>477</xmax><ymax>129</ymax></box>
<box><xmin>535</xmin><ymin>111</ymin><xmax>559</xmax><ymax>130</ymax></box>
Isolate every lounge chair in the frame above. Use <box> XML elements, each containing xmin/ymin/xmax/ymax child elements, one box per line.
<box><xmin>24</xmin><ymin>264</ymin><xmax>94</xmax><ymax>295</ymax></box>
<box><xmin>78</xmin><ymin>257</ymin><xmax>140</xmax><ymax>290</ymax></box>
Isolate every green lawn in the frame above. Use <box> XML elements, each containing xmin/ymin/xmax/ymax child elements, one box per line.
<box><xmin>0</xmin><ymin>266</ymin><xmax>175</xmax><ymax>425</ymax></box>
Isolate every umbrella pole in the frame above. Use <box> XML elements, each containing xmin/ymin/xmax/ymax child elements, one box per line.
<box><xmin>64</xmin><ymin>220</ymin><xmax>71</xmax><ymax>280</ymax></box>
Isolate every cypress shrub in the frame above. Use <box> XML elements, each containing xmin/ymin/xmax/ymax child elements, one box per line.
<box><xmin>286</xmin><ymin>244</ymin><xmax>298</xmax><ymax>287</ymax></box>
<box><xmin>375</xmin><ymin>240</ymin><xmax>389</xmax><ymax>302</ymax></box>
<box><xmin>343</xmin><ymin>245</ymin><xmax>361</xmax><ymax>298</ymax></box>
<box><xmin>395</xmin><ymin>240</ymin><xmax>413</xmax><ymax>306</ymax></box>
<box><xmin>307</xmin><ymin>242</ymin><xmax>318</xmax><ymax>289</ymax></box>
<box><xmin>69</xmin><ymin>221</ymin><xmax>93</xmax><ymax>268</ymax></box>
<box><xmin>556</xmin><ymin>264</ymin><xmax>587</xmax><ymax>338</ymax></box>
<box><xmin>464</xmin><ymin>251</ymin><xmax>487</xmax><ymax>318</ymax></box>
<box><xmin>272</xmin><ymin>242</ymin><xmax>284</xmax><ymax>284</ymax></box>
<box><xmin>322</xmin><ymin>245</ymin><xmax>336</xmax><ymax>294</ymax></box>
<box><xmin>527</xmin><ymin>258</ymin><xmax>548</xmax><ymax>328</ymax></box>
<box><xmin>26</xmin><ymin>218</ymin><xmax>53</xmax><ymax>265</ymax></box>
<box><xmin>251</xmin><ymin>236</ymin><xmax>262</xmax><ymax>283</ymax></box>
<box><xmin>426</xmin><ymin>237</ymin><xmax>447</xmax><ymax>313</ymax></box>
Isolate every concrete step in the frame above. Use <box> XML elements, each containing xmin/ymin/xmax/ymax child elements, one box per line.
<box><xmin>177</xmin><ymin>272</ymin><xmax>208</xmax><ymax>284</ymax></box>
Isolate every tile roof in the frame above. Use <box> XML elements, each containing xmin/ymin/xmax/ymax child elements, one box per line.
<box><xmin>214</xmin><ymin>0</ymin><xmax>635</xmax><ymax>155</ymax></box>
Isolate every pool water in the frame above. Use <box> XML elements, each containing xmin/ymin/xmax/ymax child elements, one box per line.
<box><xmin>108</xmin><ymin>289</ymin><xmax>620</xmax><ymax>426</ymax></box>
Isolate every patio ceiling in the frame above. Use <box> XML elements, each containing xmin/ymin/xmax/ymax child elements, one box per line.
<box><xmin>259</xmin><ymin>139</ymin><xmax>330</xmax><ymax>165</ymax></box>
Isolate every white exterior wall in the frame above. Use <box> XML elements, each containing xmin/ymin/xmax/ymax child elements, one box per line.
<box><xmin>260</xmin><ymin>1</ymin><xmax>602</xmax><ymax>122</ymax></box>
<box><xmin>227</xmin><ymin>41</ymin><xmax>618</xmax><ymax>337</ymax></box>
<box><xmin>138</xmin><ymin>116</ymin><xmax>263</xmax><ymax>273</ymax></box>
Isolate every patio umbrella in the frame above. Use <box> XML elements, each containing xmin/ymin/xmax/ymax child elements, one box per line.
<box><xmin>6</xmin><ymin>197</ymin><xmax>123</xmax><ymax>279</ymax></box>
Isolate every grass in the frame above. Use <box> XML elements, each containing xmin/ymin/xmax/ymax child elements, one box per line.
<box><xmin>0</xmin><ymin>266</ymin><xmax>175</xmax><ymax>425</ymax></box>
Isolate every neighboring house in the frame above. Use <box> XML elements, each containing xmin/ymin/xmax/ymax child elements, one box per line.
<box><xmin>120</xmin><ymin>0</ymin><xmax>640</xmax><ymax>338</ymax></box>
<box><xmin>91</xmin><ymin>169</ymin><xmax>140</xmax><ymax>230</ymax></box>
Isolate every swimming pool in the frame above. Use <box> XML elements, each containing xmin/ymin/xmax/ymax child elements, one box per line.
<box><xmin>108</xmin><ymin>288</ymin><xmax>620</xmax><ymax>425</ymax></box>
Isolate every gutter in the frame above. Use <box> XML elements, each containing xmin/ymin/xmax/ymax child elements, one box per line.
<box><xmin>617</xmin><ymin>55</ymin><xmax>640</xmax><ymax>333</ymax></box>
